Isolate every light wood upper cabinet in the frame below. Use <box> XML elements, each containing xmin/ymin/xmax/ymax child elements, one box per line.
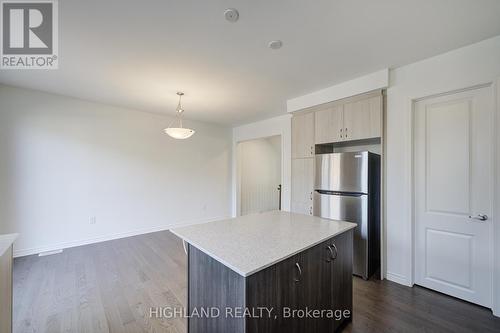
<box><xmin>291</xmin><ymin>157</ymin><xmax>314</xmax><ymax>215</ymax></box>
<box><xmin>343</xmin><ymin>95</ymin><xmax>382</xmax><ymax>141</ymax></box>
<box><xmin>313</xmin><ymin>94</ymin><xmax>382</xmax><ymax>144</ymax></box>
<box><xmin>314</xmin><ymin>105</ymin><xmax>344</xmax><ymax>144</ymax></box>
<box><xmin>292</xmin><ymin>112</ymin><xmax>315</xmax><ymax>158</ymax></box>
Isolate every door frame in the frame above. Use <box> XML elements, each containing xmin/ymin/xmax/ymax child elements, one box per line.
<box><xmin>232</xmin><ymin>115</ymin><xmax>292</xmax><ymax>217</ymax></box>
<box><xmin>409</xmin><ymin>81</ymin><xmax>499</xmax><ymax>314</ymax></box>
<box><xmin>235</xmin><ymin>134</ymin><xmax>284</xmax><ymax>217</ymax></box>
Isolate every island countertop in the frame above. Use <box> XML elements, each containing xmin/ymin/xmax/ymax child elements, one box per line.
<box><xmin>170</xmin><ymin>211</ymin><xmax>356</xmax><ymax>277</ymax></box>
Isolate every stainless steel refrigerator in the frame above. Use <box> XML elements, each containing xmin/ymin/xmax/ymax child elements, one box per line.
<box><xmin>313</xmin><ymin>151</ymin><xmax>380</xmax><ymax>280</ymax></box>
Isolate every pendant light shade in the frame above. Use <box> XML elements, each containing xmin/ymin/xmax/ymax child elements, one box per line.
<box><xmin>164</xmin><ymin>127</ymin><xmax>195</xmax><ymax>139</ymax></box>
<box><xmin>164</xmin><ymin>92</ymin><xmax>195</xmax><ymax>139</ymax></box>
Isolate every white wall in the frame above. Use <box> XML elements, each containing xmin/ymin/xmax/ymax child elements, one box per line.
<box><xmin>287</xmin><ymin>69</ymin><xmax>389</xmax><ymax>112</ymax></box>
<box><xmin>238</xmin><ymin>136</ymin><xmax>281</xmax><ymax>215</ymax></box>
<box><xmin>0</xmin><ymin>85</ymin><xmax>232</xmax><ymax>257</ymax></box>
<box><xmin>385</xmin><ymin>35</ymin><xmax>500</xmax><ymax>292</ymax></box>
<box><xmin>232</xmin><ymin>114</ymin><xmax>292</xmax><ymax>216</ymax></box>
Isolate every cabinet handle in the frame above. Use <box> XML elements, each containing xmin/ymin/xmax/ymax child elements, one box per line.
<box><xmin>330</xmin><ymin>243</ymin><xmax>338</xmax><ymax>260</ymax></box>
<box><xmin>294</xmin><ymin>262</ymin><xmax>302</xmax><ymax>283</ymax></box>
<box><xmin>309</xmin><ymin>192</ymin><xmax>313</xmax><ymax>200</ymax></box>
<box><xmin>309</xmin><ymin>206</ymin><xmax>313</xmax><ymax>215</ymax></box>
<box><xmin>326</xmin><ymin>246</ymin><xmax>335</xmax><ymax>262</ymax></box>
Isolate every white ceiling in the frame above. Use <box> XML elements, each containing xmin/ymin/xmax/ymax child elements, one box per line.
<box><xmin>2</xmin><ymin>0</ymin><xmax>500</xmax><ymax>125</ymax></box>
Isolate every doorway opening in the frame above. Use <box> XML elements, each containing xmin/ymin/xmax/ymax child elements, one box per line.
<box><xmin>236</xmin><ymin>135</ymin><xmax>282</xmax><ymax>216</ymax></box>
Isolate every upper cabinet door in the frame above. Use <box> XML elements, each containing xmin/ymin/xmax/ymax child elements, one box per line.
<box><xmin>343</xmin><ymin>95</ymin><xmax>382</xmax><ymax>141</ymax></box>
<box><xmin>292</xmin><ymin>112</ymin><xmax>315</xmax><ymax>158</ymax></box>
<box><xmin>314</xmin><ymin>105</ymin><xmax>344</xmax><ymax>144</ymax></box>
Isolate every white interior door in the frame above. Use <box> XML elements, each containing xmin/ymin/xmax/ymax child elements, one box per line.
<box><xmin>414</xmin><ymin>85</ymin><xmax>493</xmax><ymax>307</ymax></box>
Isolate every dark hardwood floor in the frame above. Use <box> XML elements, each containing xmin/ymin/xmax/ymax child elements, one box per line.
<box><xmin>13</xmin><ymin>231</ymin><xmax>500</xmax><ymax>333</ymax></box>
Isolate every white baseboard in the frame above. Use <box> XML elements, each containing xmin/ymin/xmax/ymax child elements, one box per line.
<box><xmin>13</xmin><ymin>215</ymin><xmax>230</xmax><ymax>258</ymax></box>
<box><xmin>386</xmin><ymin>271</ymin><xmax>412</xmax><ymax>287</ymax></box>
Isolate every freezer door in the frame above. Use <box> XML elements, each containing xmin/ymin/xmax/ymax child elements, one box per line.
<box><xmin>313</xmin><ymin>191</ymin><xmax>368</xmax><ymax>278</ymax></box>
<box><xmin>315</xmin><ymin>152</ymin><xmax>369</xmax><ymax>193</ymax></box>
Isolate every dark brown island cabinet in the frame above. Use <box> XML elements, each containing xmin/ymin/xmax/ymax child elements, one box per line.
<box><xmin>187</xmin><ymin>229</ymin><xmax>353</xmax><ymax>333</ymax></box>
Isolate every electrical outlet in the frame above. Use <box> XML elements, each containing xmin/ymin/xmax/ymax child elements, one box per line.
<box><xmin>89</xmin><ymin>216</ymin><xmax>97</xmax><ymax>224</ymax></box>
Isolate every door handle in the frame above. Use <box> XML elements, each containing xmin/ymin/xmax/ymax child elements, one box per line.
<box><xmin>469</xmin><ymin>214</ymin><xmax>488</xmax><ymax>221</ymax></box>
<box><xmin>294</xmin><ymin>263</ymin><xmax>302</xmax><ymax>283</ymax></box>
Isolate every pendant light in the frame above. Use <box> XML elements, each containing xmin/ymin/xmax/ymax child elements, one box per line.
<box><xmin>164</xmin><ymin>92</ymin><xmax>195</xmax><ymax>139</ymax></box>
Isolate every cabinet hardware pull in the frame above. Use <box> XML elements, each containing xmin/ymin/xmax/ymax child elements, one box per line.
<box><xmin>309</xmin><ymin>192</ymin><xmax>313</xmax><ymax>200</ymax></box>
<box><xmin>294</xmin><ymin>262</ymin><xmax>302</xmax><ymax>283</ymax></box>
<box><xmin>309</xmin><ymin>206</ymin><xmax>313</xmax><ymax>215</ymax></box>
<box><xmin>326</xmin><ymin>246</ymin><xmax>335</xmax><ymax>262</ymax></box>
<box><xmin>330</xmin><ymin>243</ymin><xmax>338</xmax><ymax>260</ymax></box>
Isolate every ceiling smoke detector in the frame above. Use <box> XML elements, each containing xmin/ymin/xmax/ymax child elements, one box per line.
<box><xmin>268</xmin><ymin>40</ymin><xmax>283</xmax><ymax>50</ymax></box>
<box><xmin>224</xmin><ymin>8</ymin><xmax>239</xmax><ymax>22</ymax></box>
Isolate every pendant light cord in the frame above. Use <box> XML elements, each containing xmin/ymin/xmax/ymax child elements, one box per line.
<box><xmin>166</xmin><ymin>93</ymin><xmax>185</xmax><ymax>129</ymax></box>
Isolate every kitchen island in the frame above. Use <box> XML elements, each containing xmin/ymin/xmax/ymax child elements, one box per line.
<box><xmin>171</xmin><ymin>211</ymin><xmax>356</xmax><ymax>333</ymax></box>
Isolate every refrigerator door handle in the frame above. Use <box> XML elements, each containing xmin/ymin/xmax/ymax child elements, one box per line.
<box><xmin>315</xmin><ymin>190</ymin><xmax>365</xmax><ymax>197</ymax></box>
